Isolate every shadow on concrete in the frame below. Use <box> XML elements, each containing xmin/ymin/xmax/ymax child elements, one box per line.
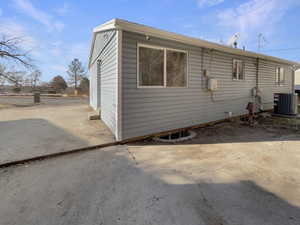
<box><xmin>0</xmin><ymin>118</ymin><xmax>90</xmax><ymax>165</ymax></box>
<box><xmin>0</xmin><ymin>145</ymin><xmax>299</xmax><ymax>225</ymax></box>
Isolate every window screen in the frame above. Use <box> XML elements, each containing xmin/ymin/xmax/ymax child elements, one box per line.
<box><xmin>233</xmin><ymin>59</ymin><xmax>244</xmax><ymax>80</ymax></box>
<box><xmin>167</xmin><ymin>50</ymin><xmax>187</xmax><ymax>87</ymax></box>
<box><xmin>275</xmin><ymin>67</ymin><xmax>285</xmax><ymax>85</ymax></box>
<box><xmin>138</xmin><ymin>46</ymin><xmax>164</xmax><ymax>86</ymax></box>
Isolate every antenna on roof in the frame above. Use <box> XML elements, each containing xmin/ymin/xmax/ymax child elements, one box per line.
<box><xmin>227</xmin><ymin>33</ymin><xmax>240</xmax><ymax>48</ymax></box>
<box><xmin>257</xmin><ymin>33</ymin><xmax>268</xmax><ymax>52</ymax></box>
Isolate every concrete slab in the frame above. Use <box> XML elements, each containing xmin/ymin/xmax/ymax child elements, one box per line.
<box><xmin>0</xmin><ymin>122</ymin><xmax>299</xmax><ymax>225</ymax></box>
<box><xmin>0</xmin><ymin>96</ymin><xmax>115</xmax><ymax>164</ymax></box>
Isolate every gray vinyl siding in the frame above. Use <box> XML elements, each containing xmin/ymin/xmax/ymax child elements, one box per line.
<box><xmin>89</xmin><ymin>30</ymin><xmax>118</xmax><ymax>137</ymax></box>
<box><xmin>258</xmin><ymin>60</ymin><xmax>293</xmax><ymax>110</ymax></box>
<box><xmin>90</xmin><ymin>30</ymin><xmax>116</xmax><ymax>110</ymax></box>
<box><xmin>100</xmin><ymin>31</ymin><xmax>118</xmax><ymax>136</ymax></box>
<box><xmin>91</xmin><ymin>30</ymin><xmax>116</xmax><ymax>64</ymax></box>
<box><xmin>121</xmin><ymin>31</ymin><xmax>258</xmax><ymax>139</ymax></box>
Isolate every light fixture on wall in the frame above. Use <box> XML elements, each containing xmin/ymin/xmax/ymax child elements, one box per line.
<box><xmin>145</xmin><ymin>35</ymin><xmax>150</xmax><ymax>40</ymax></box>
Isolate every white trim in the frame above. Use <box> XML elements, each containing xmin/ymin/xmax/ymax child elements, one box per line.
<box><xmin>116</xmin><ymin>29</ymin><xmax>123</xmax><ymax>141</ymax></box>
<box><xmin>89</xmin><ymin>19</ymin><xmax>299</xmax><ymax>68</ymax></box>
<box><xmin>93</xmin><ymin>19</ymin><xmax>117</xmax><ymax>33</ymax></box>
<box><xmin>138</xmin><ymin>43</ymin><xmax>165</xmax><ymax>50</ymax></box>
<box><xmin>137</xmin><ymin>43</ymin><xmax>188</xmax><ymax>88</ymax></box>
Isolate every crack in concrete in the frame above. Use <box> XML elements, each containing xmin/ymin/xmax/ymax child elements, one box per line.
<box><xmin>196</xmin><ymin>183</ymin><xmax>230</xmax><ymax>225</ymax></box>
<box><xmin>125</xmin><ymin>146</ymin><xmax>139</xmax><ymax>165</ymax></box>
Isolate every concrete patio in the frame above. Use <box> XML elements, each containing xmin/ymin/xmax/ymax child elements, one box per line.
<box><xmin>0</xmin><ymin>96</ymin><xmax>115</xmax><ymax>164</ymax></box>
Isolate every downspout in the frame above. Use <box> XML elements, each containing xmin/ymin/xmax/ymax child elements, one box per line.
<box><xmin>256</xmin><ymin>58</ymin><xmax>259</xmax><ymax>91</ymax></box>
<box><xmin>255</xmin><ymin>58</ymin><xmax>262</xmax><ymax>111</ymax></box>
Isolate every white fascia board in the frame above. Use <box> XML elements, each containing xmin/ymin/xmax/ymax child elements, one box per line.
<box><xmin>88</xmin><ymin>34</ymin><xmax>96</xmax><ymax>68</ymax></box>
<box><xmin>93</xmin><ymin>19</ymin><xmax>118</xmax><ymax>33</ymax></box>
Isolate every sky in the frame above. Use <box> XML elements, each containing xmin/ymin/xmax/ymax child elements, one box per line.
<box><xmin>1</xmin><ymin>0</ymin><xmax>300</xmax><ymax>81</ymax></box>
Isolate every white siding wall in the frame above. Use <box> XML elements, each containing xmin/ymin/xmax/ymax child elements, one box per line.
<box><xmin>100</xmin><ymin>32</ymin><xmax>118</xmax><ymax>136</ymax></box>
<box><xmin>121</xmin><ymin>31</ymin><xmax>259</xmax><ymax>140</ymax></box>
<box><xmin>89</xmin><ymin>30</ymin><xmax>118</xmax><ymax>138</ymax></box>
<box><xmin>258</xmin><ymin>60</ymin><xmax>293</xmax><ymax>110</ymax></box>
<box><xmin>89</xmin><ymin>30</ymin><xmax>116</xmax><ymax>110</ymax></box>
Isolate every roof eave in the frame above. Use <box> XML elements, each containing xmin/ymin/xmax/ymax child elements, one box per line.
<box><xmin>88</xmin><ymin>19</ymin><xmax>119</xmax><ymax>68</ymax></box>
<box><xmin>113</xmin><ymin>19</ymin><xmax>299</xmax><ymax>66</ymax></box>
<box><xmin>89</xmin><ymin>18</ymin><xmax>300</xmax><ymax>69</ymax></box>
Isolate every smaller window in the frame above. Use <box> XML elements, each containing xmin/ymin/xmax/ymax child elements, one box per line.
<box><xmin>233</xmin><ymin>59</ymin><xmax>245</xmax><ymax>80</ymax></box>
<box><xmin>275</xmin><ymin>67</ymin><xmax>285</xmax><ymax>85</ymax></box>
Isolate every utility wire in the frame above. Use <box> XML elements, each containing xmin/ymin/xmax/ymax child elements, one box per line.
<box><xmin>262</xmin><ymin>47</ymin><xmax>300</xmax><ymax>52</ymax></box>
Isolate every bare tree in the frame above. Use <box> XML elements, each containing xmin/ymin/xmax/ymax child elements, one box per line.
<box><xmin>0</xmin><ymin>64</ymin><xmax>25</xmax><ymax>87</ymax></box>
<box><xmin>0</xmin><ymin>36</ymin><xmax>32</xmax><ymax>67</ymax></box>
<box><xmin>0</xmin><ymin>36</ymin><xmax>34</xmax><ymax>86</ymax></box>
<box><xmin>67</xmin><ymin>58</ymin><xmax>86</xmax><ymax>89</ymax></box>
<box><xmin>28</xmin><ymin>69</ymin><xmax>42</xmax><ymax>89</ymax></box>
<box><xmin>7</xmin><ymin>71</ymin><xmax>26</xmax><ymax>87</ymax></box>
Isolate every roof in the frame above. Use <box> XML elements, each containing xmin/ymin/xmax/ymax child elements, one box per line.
<box><xmin>89</xmin><ymin>18</ymin><xmax>300</xmax><ymax>68</ymax></box>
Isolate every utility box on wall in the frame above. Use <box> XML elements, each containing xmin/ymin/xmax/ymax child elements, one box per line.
<box><xmin>208</xmin><ymin>78</ymin><xmax>218</xmax><ymax>91</ymax></box>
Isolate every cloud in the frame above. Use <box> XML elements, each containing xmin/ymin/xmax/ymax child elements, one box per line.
<box><xmin>0</xmin><ymin>19</ymin><xmax>38</xmax><ymax>51</ymax></box>
<box><xmin>218</xmin><ymin>0</ymin><xmax>300</xmax><ymax>40</ymax></box>
<box><xmin>54</xmin><ymin>2</ymin><xmax>71</xmax><ymax>15</ymax></box>
<box><xmin>13</xmin><ymin>0</ymin><xmax>65</xmax><ymax>32</ymax></box>
<box><xmin>50</xmin><ymin>65</ymin><xmax>66</xmax><ymax>73</ymax></box>
<box><xmin>197</xmin><ymin>0</ymin><xmax>224</xmax><ymax>7</ymax></box>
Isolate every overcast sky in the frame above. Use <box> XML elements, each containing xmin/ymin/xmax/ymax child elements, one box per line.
<box><xmin>1</xmin><ymin>0</ymin><xmax>300</xmax><ymax>81</ymax></box>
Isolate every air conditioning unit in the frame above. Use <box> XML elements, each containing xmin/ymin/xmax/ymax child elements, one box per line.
<box><xmin>274</xmin><ymin>93</ymin><xmax>298</xmax><ymax>115</ymax></box>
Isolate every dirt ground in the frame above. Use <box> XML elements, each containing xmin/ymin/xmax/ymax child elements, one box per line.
<box><xmin>0</xmin><ymin>112</ymin><xmax>300</xmax><ymax>225</ymax></box>
<box><xmin>0</xmin><ymin>96</ymin><xmax>114</xmax><ymax>164</ymax></box>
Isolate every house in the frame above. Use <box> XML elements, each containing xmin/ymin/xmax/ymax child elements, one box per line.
<box><xmin>88</xmin><ymin>19</ymin><xmax>300</xmax><ymax>141</ymax></box>
<box><xmin>295</xmin><ymin>69</ymin><xmax>300</xmax><ymax>93</ymax></box>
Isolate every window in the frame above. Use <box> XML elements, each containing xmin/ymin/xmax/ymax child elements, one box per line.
<box><xmin>138</xmin><ymin>44</ymin><xmax>187</xmax><ymax>88</ymax></box>
<box><xmin>233</xmin><ymin>59</ymin><xmax>245</xmax><ymax>80</ymax></box>
<box><xmin>275</xmin><ymin>67</ymin><xmax>285</xmax><ymax>85</ymax></box>
<box><xmin>138</xmin><ymin>46</ymin><xmax>164</xmax><ymax>87</ymax></box>
<box><xmin>167</xmin><ymin>50</ymin><xmax>187</xmax><ymax>87</ymax></box>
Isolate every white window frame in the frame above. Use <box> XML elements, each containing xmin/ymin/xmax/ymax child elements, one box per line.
<box><xmin>275</xmin><ymin>66</ymin><xmax>285</xmax><ymax>86</ymax></box>
<box><xmin>137</xmin><ymin>43</ymin><xmax>188</xmax><ymax>88</ymax></box>
<box><xmin>232</xmin><ymin>59</ymin><xmax>245</xmax><ymax>81</ymax></box>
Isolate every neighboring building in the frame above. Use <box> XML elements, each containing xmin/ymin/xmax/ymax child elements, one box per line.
<box><xmin>295</xmin><ymin>69</ymin><xmax>300</xmax><ymax>93</ymax></box>
<box><xmin>88</xmin><ymin>19</ymin><xmax>300</xmax><ymax>141</ymax></box>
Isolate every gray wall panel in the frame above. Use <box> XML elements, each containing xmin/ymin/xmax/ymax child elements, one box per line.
<box><xmin>258</xmin><ymin>60</ymin><xmax>292</xmax><ymax>110</ymax></box>
<box><xmin>121</xmin><ymin>31</ymin><xmax>258</xmax><ymax>139</ymax></box>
